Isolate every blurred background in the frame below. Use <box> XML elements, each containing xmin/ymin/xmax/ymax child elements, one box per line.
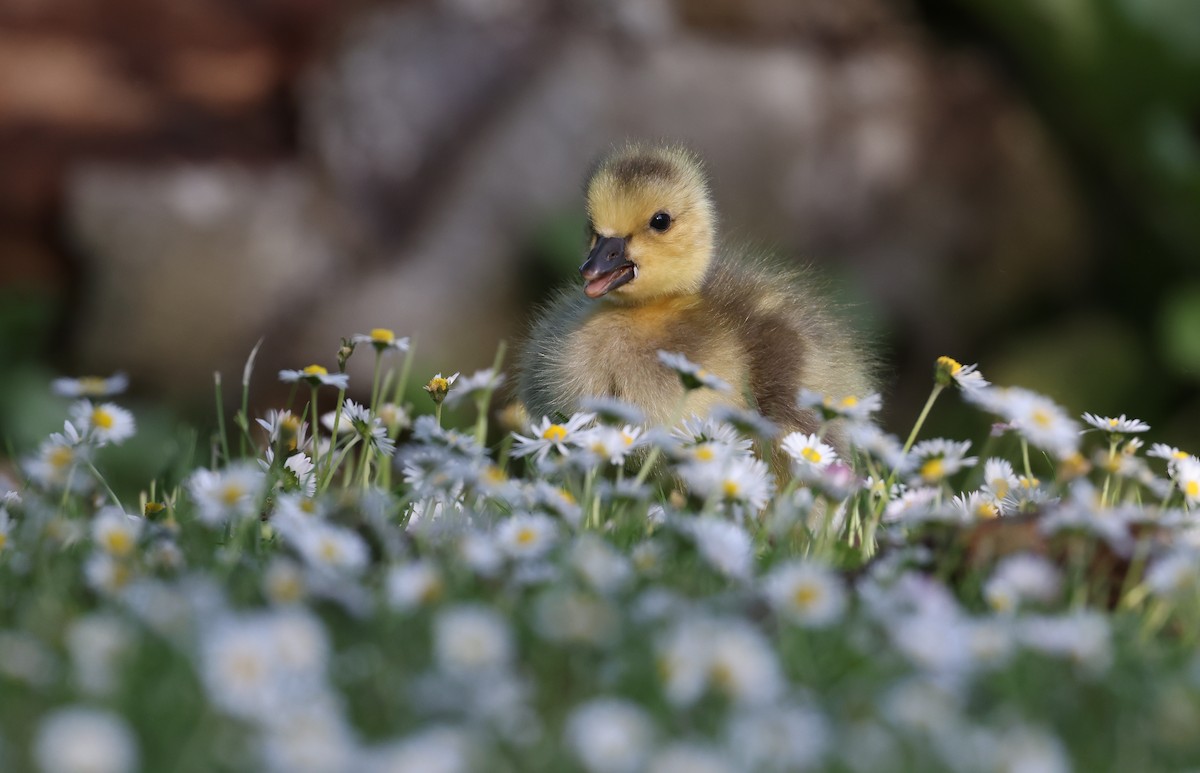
<box><xmin>2</xmin><ymin>0</ymin><xmax>1199</xmax><ymax>487</ymax></box>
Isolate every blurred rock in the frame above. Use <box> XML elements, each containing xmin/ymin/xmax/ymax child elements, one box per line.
<box><xmin>58</xmin><ymin>0</ymin><xmax>1086</xmax><ymax>414</ymax></box>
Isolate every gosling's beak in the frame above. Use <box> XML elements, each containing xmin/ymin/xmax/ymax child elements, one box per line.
<box><xmin>580</xmin><ymin>236</ymin><xmax>637</xmax><ymax>298</ymax></box>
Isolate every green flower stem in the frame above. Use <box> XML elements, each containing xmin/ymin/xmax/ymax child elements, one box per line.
<box><xmin>634</xmin><ymin>391</ymin><xmax>691</xmax><ymax>487</ymax></box>
<box><xmin>392</xmin><ymin>343</ymin><xmax>416</xmax><ymax>406</ymax></box>
<box><xmin>84</xmin><ymin>458</ymin><xmax>124</xmax><ymax>512</ymax></box>
<box><xmin>309</xmin><ymin>386</ymin><xmax>322</xmax><ymax>475</ymax></box>
<box><xmin>369</xmin><ymin>352</ymin><xmax>384</xmax><ymax>416</ymax></box>
<box><xmin>1021</xmin><ymin>439</ymin><xmax>1034</xmax><ymax>482</ymax></box>
<box><xmin>213</xmin><ymin>372</ymin><xmax>231</xmax><ymax>464</ymax></box>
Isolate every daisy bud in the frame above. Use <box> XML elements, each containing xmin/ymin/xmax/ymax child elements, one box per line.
<box><xmin>934</xmin><ymin>356</ymin><xmax>962</xmax><ymax>388</ymax></box>
<box><xmin>337</xmin><ymin>338</ymin><xmax>356</xmax><ymax>371</ymax></box>
<box><xmin>423</xmin><ymin>372</ymin><xmax>459</xmax><ymax>406</ymax></box>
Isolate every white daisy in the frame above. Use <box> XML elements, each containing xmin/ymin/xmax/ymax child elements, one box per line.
<box><xmin>422</xmin><ymin>371</ymin><xmax>460</xmax><ymax>405</ymax></box>
<box><xmin>983</xmin><ymin>554</ymin><xmax>1061</xmax><ymax>613</ymax></box>
<box><xmin>51</xmin><ymin>373</ymin><xmax>129</xmax><ymax>399</ymax></box>
<box><xmin>496</xmin><ymin>513</ymin><xmax>559</xmax><ymax>560</ymax></box>
<box><xmin>24</xmin><ymin>422</ymin><xmax>89</xmax><ymax>491</ymax></box>
<box><xmin>657</xmin><ymin>350</ymin><xmax>732</xmax><ymax>392</ymax></box>
<box><xmin>34</xmin><ymin>706</ymin><xmax>139</xmax><ymax>773</ymax></box>
<box><xmin>289</xmin><ymin>520</ymin><xmax>370</xmax><ymax>576</ymax></box>
<box><xmin>337</xmin><ymin>399</ymin><xmax>396</xmax><ymax>457</ymax></box>
<box><xmin>672</xmin><ymin>414</ymin><xmax>752</xmax><ymax>453</ymax></box>
<box><xmin>580</xmin><ymin>396</ymin><xmax>646</xmax><ymax>426</ymax></box>
<box><xmin>1082</xmin><ymin>412</ymin><xmax>1150</xmax><ymax>435</ymax></box>
<box><xmin>444</xmin><ymin>368</ymin><xmax>506</xmax><ymax>407</ymax></box>
<box><xmin>950</xmin><ymin>491</ymin><xmax>1000</xmax><ymax>520</ymax></box>
<box><xmin>934</xmin><ymin>356</ymin><xmax>989</xmax><ymax>392</ymax></box>
<box><xmin>565</xmin><ymin>698</ymin><xmax>655</xmax><ymax>773</ymax></box>
<box><xmin>970</xmin><ymin>386</ymin><xmax>1080</xmax><ymax>459</ymax></box>
<box><xmin>678</xmin><ymin>454</ymin><xmax>774</xmax><ymax>513</ymax></box>
<box><xmin>433</xmin><ymin>604</ymin><xmax>514</xmax><ymax>676</ymax></box>
<box><xmin>188</xmin><ymin>463</ymin><xmax>265</xmax><ymax>526</ymax></box>
<box><xmin>727</xmin><ymin>702</ymin><xmax>830</xmax><ymax>772</ymax></box>
<box><xmin>257</xmin><ymin>409</ymin><xmax>308</xmax><ymax>451</ymax></box>
<box><xmin>846</xmin><ymin>421</ymin><xmax>910</xmax><ymax>472</ymax></box>
<box><xmin>92</xmin><ymin>508</ymin><xmax>143</xmax><ymax>559</ymax></box>
<box><xmin>1173</xmin><ymin>456</ymin><xmax>1200</xmax><ymax>507</ymax></box>
<box><xmin>512</xmin><ymin>413</ymin><xmax>596</xmax><ymax>461</ymax></box>
<box><xmin>69</xmin><ymin>400</ymin><xmax>135</xmax><ymax>447</ymax></box>
<box><xmin>278</xmin><ymin>364</ymin><xmax>349</xmax><ymax>389</ymax></box>
<box><xmin>350</xmin><ymin>327</ymin><xmax>410</xmax><ymax>352</ymax></box>
<box><xmin>1149</xmin><ymin>443</ymin><xmax>1191</xmax><ymax>475</ymax></box>
<box><xmin>781</xmin><ymin>432</ymin><xmax>838</xmax><ymax>479</ymax></box>
<box><xmin>386</xmin><ymin>561</ymin><xmax>445</xmax><ymax>610</ymax></box>
<box><xmin>982</xmin><ymin>458</ymin><xmax>1020</xmax><ymax>502</ymax></box>
<box><xmin>688</xmin><ymin>517</ymin><xmax>753</xmax><ymax>581</ymax></box>
<box><xmin>908</xmin><ymin>438</ymin><xmax>977</xmax><ymax>485</ymax></box>
<box><xmin>797</xmin><ymin>389</ymin><xmax>883</xmax><ymax>422</ymax></box>
<box><xmin>573</xmin><ymin>424</ymin><xmax>642</xmax><ymax>466</ymax></box>
<box><xmin>708</xmin><ymin>404</ymin><xmax>780</xmax><ymax>439</ymax></box>
<box><xmin>763</xmin><ymin>561</ymin><xmax>848</xmax><ymax>628</ymax></box>
<box><xmin>570</xmin><ymin>535</ymin><xmax>633</xmax><ymax>595</ymax></box>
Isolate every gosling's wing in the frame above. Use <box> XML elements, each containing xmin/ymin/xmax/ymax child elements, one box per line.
<box><xmin>517</xmin><ymin>287</ymin><xmax>595</xmax><ymax>421</ymax></box>
<box><xmin>703</xmin><ymin>250</ymin><xmax>876</xmax><ymax>416</ymax></box>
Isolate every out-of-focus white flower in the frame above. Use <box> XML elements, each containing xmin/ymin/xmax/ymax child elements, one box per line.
<box><xmin>496</xmin><ymin>513</ymin><xmax>559</xmax><ymax>561</ymax></box>
<box><xmin>52</xmin><ymin>373</ymin><xmax>129</xmax><ymax>398</ymax></box>
<box><xmin>688</xmin><ymin>517</ymin><xmax>753</xmax><ymax>581</ymax></box>
<box><xmin>444</xmin><ymin>368</ymin><xmax>505</xmax><ymax>407</ymax></box>
<box><xmin>1146</xmin><ymin>550</ymin><xmax>1200</xmax><ymax>599</ymax></box>
<box><xmin>433</xmin><ymin>605</ymin><xmax>513</xmax><ymax>676</ymax></box>
<box><xmin>984</xmin><ymin>554</ymin><xmax>1062</xmax><ymax>614</ymax></box>
<box><xmin>565</xmin><ymin>699</ymin><xmax>655</xmax><ymax>773</ymax></box>
<box><xmin>24</xmin><ymin>422</ymin><xmax>90</xmax><ymax>491</ymax></box>
<box><xmin>647</xmin><ymin>742</ymin><xmax>736</xmax><ymax>773</ymax></box>
<box><xmin>84</xmin><ymin>554</ymin><xmax>134</xmax><ymax>595</ymax></box>
<box><xmin>908</xmin><ymin>439</ymin><xmax>977</xmax><ymax>485</ymax></box>
<box><xmin>573</xmin><ymin>425</ymin><xmax>643</xmax><ymax>466</ymax></box>
<box><xmin>657</xmin><ymin>617</ymin><xmax>782</xmax><ymax>707</ymax></box>
<box><xmin>258</xmin><ymin>699</ymin><xmax>357</xmax><ymax>773</ymax></box>
<box><xmin>533</xmin><ymin>588</ymin><xmax>620</xmax><ymax>647</ymax></box>
<box><xmin>950</xmin><ymin>491</ymin><xmax>1001</xmax><ymax>521</ymax></box>
<box><xmin>657</xmin><ymin>350</ymin><xmax>732</xmax><ymax>392</ymax></box>
<box><xmin>1172</xmin><ymin>456</ymin><xmax>1200</xmax><ymax>507</ymax></box>
<box><xmin>678</xmin><ymin>454</ymin><xmax>774</xmax><ymax>514</ymax></box>
<box><xmin>34</xmin><ymin>707</ymin><xmax>139</xmax><ymax>773</ymax></box>
<box><xmin>258</xmin><ymin>409</ymin><xmax>308</xmax><ymax>450</ymax></box>
<box><xmin>1082</xmin><ymin>412</ymin><xmax>1150</xmax><ymax>435</ymax></box>
<box><xmin>797</xmin><ymin>389</ymin><xmax>883</xmax><ymax>422</ymax></box>
<box><xmin>365</xmin><ymin>725</ymin><xmax>474</xmax><ymax>773</ymax></box>
<box><xmin>763</xmin><ymin>561</ymin><xmax>847</xmax><ymax>628</ymax></box>
<box><xmin>279</xmin><ymin>364</ymin><xmax>349</xmax><ymax>389</ymax></box>
<box><xmin>982</xmin><ymin>458</ymin><xmax>1020</xmax><ymax>502</ymax></box>
<box><xmin>969</xmin><ymin>386</ymin><xmax>1080</xmax><ymax>460</ymax></box>
<box><xmin>571</xmin><ymin>535</ymin><xmax>632</xmax><ymax>595</ymax></box>
<box><xmin>91</xmin><ymin>508</ymin><xmax>143</xmax><ymax>559</ymax></box>
<box><xmin>386</xmin><ymin>561</ymin><xmax>445</xmax><ymax>610</ymax></box>
<box><xmin>672</xmin><ymin>415</ymin><xmax>752</xmax><ymax>454</ymax></box>
<box><xmin>993</xmin><ymin>724</ymin><xmax>1071</xmax><ymax>773</ymax></box>
<box><xmin>66</xmin><ymin>614</ymin><xmax>132</xmax><ymax>697</ymax></box>
<box><xmin>288</xmin><ymin>520</ymin><xmax>370</xmax><ymax>577</ymax></box>
<box><xmin>934</xmin><ymin>357</ymin><xmax>989</xmax><ymax>392</ymax></box>
<box><xmin>263</xmin><ymin>557</ymin><xmax>307</xmax><ymax>605</ymax></box>
<box><xmin>351</xmin><ymin>327</ymin><xmax>409</xmax><ymax>352</ymax></box>
<box><xmin>69</xmin><ymin>400</ymin><xmax>137</xmax><ymax>447</ymax></box>
<box><xmin>1019</xmin><ymin>612</ymin><xmax>1112</xmax><ymax>674</ymax></box>
<box><xmin>727</xmin><ymin>702</ymin><xmax>829</xmax><ymax>772</ymax></box>
<box><xmin>188</xmin><ymin>463</ymin><xmax>265</xmax><ymax>526</ymax></box>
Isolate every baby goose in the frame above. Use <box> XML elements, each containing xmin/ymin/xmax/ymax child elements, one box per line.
<box><xmin>518</xmin><ymin>142</ymin><xmax>873</xmax><ymax>442</ymax></box>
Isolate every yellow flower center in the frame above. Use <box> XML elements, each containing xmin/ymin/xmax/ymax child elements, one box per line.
<box><xmin>1020</xmin><ymin>476</ymin><xmax>1039</xmax><ymax>489</ymax></box>
<box><xmin>541</xmin><ymin>424</ymin><xmax>568</xmax><ymax>442</ymax></box>
<box><xmin>0</xmin><ymin>533</ymin><xmax>7</xmax><ymax>551</ymax></box>
<box><xmin>559</xmin><ymin>489</ymin><xmax>576</xmax><ymax>505</ymax></box>
<box><xmin>1174</xmin><ymin>451</ymin><xmax>1189</xmax><ymax>460</ymax></box>
<box><xmin>515</xmin><ymin>527</ymin><xmax>537</xmax><ymax>546</ymax></box>
<box><xmin>1031</xmin><ymin>410</ymin><xmax>1052</xmax><ymax>429</ymax></box>
<box><xmin>976</xmin><ymin>502</ymin><xmax>999</xmax><ymax>519</ymax></box>
<box><xmin>78</xmin><ymin>376</ymin><xmax>108</xmax><ymax>396</ymax></box>
<box><xmin>300</xmin><ymin>499</ymin><xmax>317</xmax><ymax>514</ymax></box>
<box><xmin>792</xmin><ymin>584</ymin><xmax>819</xmax><ymax>609</ymax></box>
<box><xmin>92</xmin><ymin>407</ymin><xmax>114</xmax><ymax>430</ymax></box>
<box><xmin>319</xmin><ymin>539</ymin><xmax>340</xmax><ymax>562</ymax></box>
<box><xmin>221</xmin><ymin>484</ymin><xmax>245</xmax><ymax>506</ymax></box>
<box><xmin>270</xmin><ymin>574</ymin><xmax>303</xmax><ymax>603</ymax></box>
<box><xmin>801</xmin><ymin>447</ymin><xmax>823</xmax><ymax>464</ymax></box>
<box><xmin>709</xmin><ymin>661</ymin><xmax>734</xmax><ymax>690</ymax></box>
<box><xmin>103</xmin><ymin>530</ymin><xmax>133</xmax><ymax>557</ymax></box>
<box><xmin>1186</xmin><ymin>481</ymin><xmax>1199</xmax><ymax>499</ymax></box>
<box><xmin>722</xmin><ymin>480</ymin><xmax>740</xmax><ymax>498</ymax></box>
<box><xmin>990</xmin><ymin>479</ymin><xmax>1010</xmax><ymax>499</ymax></box>
<box><xmin>937</xmin><ymin>356</ymin><xmax>963</xmax><ymax>375</ymax></box>
<box><xmin>144</xmin><ymin>502</ymin><xmax>165</xmax><ymax>517</ymax></box>
<box><xmin>370</xmin><ymin>328</ymin><xmax>395</xmax><ymax>344</ymax></box>
<box><xmin>302</xmin><ymin>364</ymin><xmax>328</xmax><ymax>376</ymax></box>
<box><xmin>621</xmin><ymin>432</ymin><xmax>634</xmax><ymax>446</ymax></box>
<box><xmin>49</xmin><ymin>446</ymin><xmax>74</xmax><ymax>469</ymax></box>
<box><xmin>1108</xmin><ymin>418</ymin><xmax>1119</xmax><ymax>427</ymax></box>
<box><xmin>428</xmin><ymin>377</ymin><xmax>449</xmax><ymax>392</ymax></box>
<box><xmin>920</xmin><ymin>458</ymin><xmax>945</xmax><ymax>482</ymax></box>
<box><xmin>591</xmin><ymin>442</ymin><xmax>607</xmax><ymax>454</ymax></box>
<box><xmin>695</xmin><ymin>446</ymin><xmax>715</xmax><ymax>461</ymax></box>
<box><xmin>420</xmin><ymin>578</ymin><xmax>444</xmax><ymax>604</ymax></box>
<box><xmin>840</xmin><ymin>396</ymin><xmax>859</xmax><ymax>408</ymax></box>
<box><xmin>484</xmin><ymin>466</ymin><xmax>506</xmax><ymax>484</ymax></box>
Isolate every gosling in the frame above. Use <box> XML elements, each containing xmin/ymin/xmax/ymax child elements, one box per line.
<box><xmin>518</xmin><ymin>142</ymin><xmax>873</xmax><ymax>442</ymax></box>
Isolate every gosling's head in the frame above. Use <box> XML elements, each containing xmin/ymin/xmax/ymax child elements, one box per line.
<box><xmin>580</xmin><ymin>143</ymin><xmax>715</xmax><ymax>303</ymax></box>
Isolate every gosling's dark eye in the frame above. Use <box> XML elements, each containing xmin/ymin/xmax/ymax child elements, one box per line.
<box><xmin>649</xmin><ymin>212</ymin><xmax>672</xmax><ymax>232</ymax></box>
